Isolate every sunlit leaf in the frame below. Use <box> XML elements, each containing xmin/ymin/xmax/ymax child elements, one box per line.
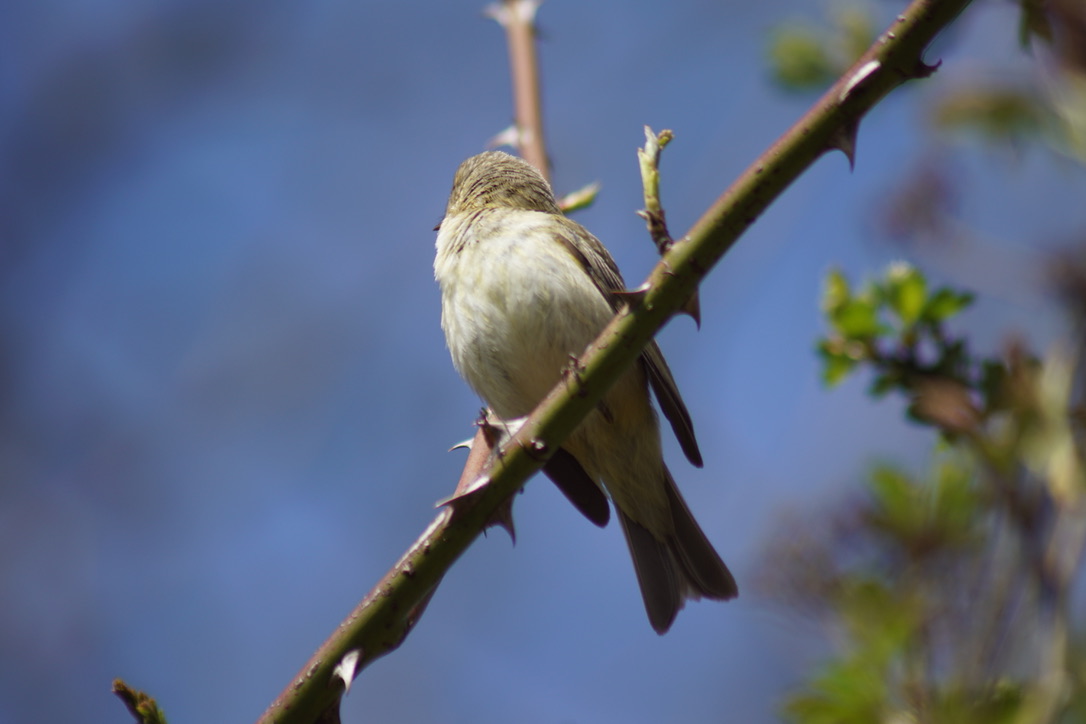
<box><xmin>930</xmin><ymin>456</ymin><xmax>982</xmax><ymax>546</ymax></box>
<box><xmin>836</xmin><ymin>6</ymin><xmax>876</xmax><ymax>61</ymax></box>
<box><xmin>923</xmin><ymin>288</ymin><xmax>974</xmax><ymax>324</ymax></box>
<box><xmin>885</xmin><ymin>263</ymin><xmax>928</xmax><ymax>327</ymax></box>
<box><xmin>831</xmin><ymin>298</ymin><xmax>881</xmax><ymax>338</ymax></box>
<box><xmin>768</xmin><ymin>25</ymin><xmax>836</xmax><ymax>90</ymax></box>
<box><xmin>818</xmin><ymin>340</ymin><xmax>859</xmax><ymax>387</ymax></box>
<box><xmin>866</xmin><ymin>466</ymin><xmax>925</xmax><ymax>539</ymax></box>
<box><xmin>929</xmin><ymin>681</ymin><xmax>1024</xmax><ymax>724</ymax></box>
<box><xmin>932</xmin><ymin>87</ymin><xmax>1046</xmax><ymax>144</ymax></box>
<box><xmin>822</xmin><ymin>267</ymin><xmax>851</xmax><ymax>313</ymax></box>
<box><xmin>784</xmin><ymin>656</ymin><xmax>888</xmax><ymax>724</ymax></box>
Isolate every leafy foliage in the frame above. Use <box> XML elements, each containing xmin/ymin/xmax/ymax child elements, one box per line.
<box><xmin>817</xmin><ymin>263</ymin><xmax>977</xmax><ymax>427</ymax></box>
<box><xmin>767</xmin><ymin>6</ymin><xmax>874</xmax><ymax>91</ymax></box>
<box><xmin>767</xmin><ymin>2</ymin><xmax>1086</xmax><ymax>723</ymax></box>
<box><xmin>767</xmin><ymin>263</ymin><xmax>1086</xmax><ymax>724</ymax></box>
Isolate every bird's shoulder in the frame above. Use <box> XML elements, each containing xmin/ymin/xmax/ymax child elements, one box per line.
<box><xmin>545</xmin><ymin>215</ymin><xmax>628</xmax><ymax>305</ymax></box>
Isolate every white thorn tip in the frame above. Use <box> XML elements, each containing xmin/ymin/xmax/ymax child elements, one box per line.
<box><xmin>840</xmin><ymin>60</ymin><xmax>881</xmax><ymax>103</ymax></box>
<box><xmin>333</xmin><ymin>649</ymin><xmax>362</xmax><ymax>694</ymax></box>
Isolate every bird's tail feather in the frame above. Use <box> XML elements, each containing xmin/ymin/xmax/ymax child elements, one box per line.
<box><xmin>617</xmin><ymin>467</ymin><xmax>737</xmax><ymax>634</ymax></box>
<box><xmin>662</xmin><ymin>467</ymin><xmax>738</xmax><ymax>600</ymax></box>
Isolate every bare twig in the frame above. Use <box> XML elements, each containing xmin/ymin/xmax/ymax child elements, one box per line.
<box><xmin>636</xmin><ymin>127</ymin><xmax>700</xmax><ymax>325</ymax></box>
<box><xmin>487</xmin><ymin>0</ymin><xmax>548</xmax><ymax>177</ymax></box>
<box><xmin>636</xmin><ymin>126</ymin><xmax>676</xmax><ymax>256</ymax></box>
<box><xmin>113</xmin><ymin>680</ymin><xmax>168</xmax><ymax>724</ymax></box>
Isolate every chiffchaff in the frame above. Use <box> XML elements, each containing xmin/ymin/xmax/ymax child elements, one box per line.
<box><xmin>434</xmin><ymin>151</ymin><xmax>737</xmax><ymax>633</ymax></box>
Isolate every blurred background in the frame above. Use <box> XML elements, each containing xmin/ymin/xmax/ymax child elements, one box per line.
<box><xmin>2</xmin><ymin>0</ymin><xmax>1084</xmax><ymax>722</ymax></box>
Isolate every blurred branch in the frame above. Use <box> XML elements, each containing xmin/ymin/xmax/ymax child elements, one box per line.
<box><xmin>487</xmin><ymin>0</ymin><xmax>549</xmax><ymax>178</ymax></box>
<box><xmin>252</xmin><ymin>1</ymin><xmax>977</xmax><ymax>722</ymax></box>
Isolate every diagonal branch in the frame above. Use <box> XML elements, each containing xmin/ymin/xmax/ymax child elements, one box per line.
<box><xmin>253</xmin><ymin>1</ymin><xmax>976</xmax><ymax>722</ymax></box>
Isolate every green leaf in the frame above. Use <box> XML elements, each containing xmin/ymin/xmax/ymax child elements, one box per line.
<box><xmin>923</xmin><ymin>288</ymin><xmax>975</xmax><ymax>324</ymax></box>
<box><xmin>868</xmin><ymin>466</ymin><xmax>919</xmax><ymax>525</ymax></box>
<box><xmin>783</xmin><ymin>656</ymin><xmax>888</xmax><ymax>724</ymax></box>
<box><xmin>822</xmin><ymin>268</ymin><xmax>851</xmax><ymax>313</ymax></box>
<box><xmin>557</xmin><ymin>181</ymin><xmax>600</xmax><ymax>213</ymax></box>
<box><xmin>929</xmin><ymin>681</ymin><xmax>1024</xmax><ymax>724</ymax></box>
<box><xmin>930</xmin><ymin>457</ymin><xmax>981</xmax><ymax>546</ymax></box>
<box><xmin>932</xmin><ymin>86</ymin><xmax>1046</xmax><ymax>144</ymax></box>
<box><xmin>840</xmin><ymin>578</ymin><xmax>918</xmax><ymax>658</ymax></box>
<box><xmin>884</xmin><ymin>263</ymin><xmax>927</xmax><ymax>327</ymax></box>
<box><xmin>836</xmin><ymin>6</ymin><xmax>876</xmax><ymax>61</ymax></box>
<box><xmin>818</xmin><ymin>341</ymin><xmax>859</xmax><ymax>387</ymax></box>
<box><xmin>768</xmin><ymin>25</ymin><xmax>835</xmax><ymax>91</ymax></box>
<box><xmin>831</xmin><ymin>298</ymin><xmax>881</xmax><ymax>339</ymax></box>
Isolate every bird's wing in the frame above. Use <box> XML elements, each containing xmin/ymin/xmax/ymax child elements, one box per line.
<box><xmin>552</xmin><ymin>216</ymin><xmax>703</xmax><ymax>468</ymax></box>
<box><xmin>640</xmin><ymin>341</ymin><xmax>702</xmax><ymax>467</ymax></box>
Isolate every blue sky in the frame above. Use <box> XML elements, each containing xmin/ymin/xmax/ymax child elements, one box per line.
<box><xmin>2</xmin><ymin>1</ymin><xmax>1084</xmax><ymax>723</ymax></box>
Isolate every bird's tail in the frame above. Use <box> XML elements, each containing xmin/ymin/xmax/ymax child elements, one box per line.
<box><xmin>617</xmin><ymin>466</ymin><xmax>738</xmax><ymax>634</ymax></box>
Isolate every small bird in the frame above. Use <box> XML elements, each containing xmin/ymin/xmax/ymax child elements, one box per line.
<box><xmin>434</xmin><ymin>151</ymin><xmax>737</xmax><ymax>633</ymax></box>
